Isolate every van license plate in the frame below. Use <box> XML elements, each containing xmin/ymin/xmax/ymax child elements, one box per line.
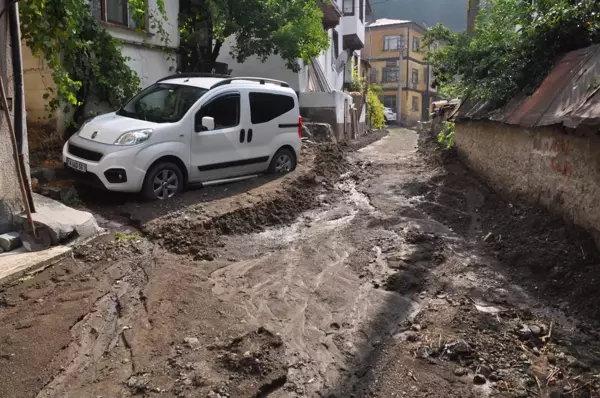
<box><xmin>67</xmin><ymin>158</ymin><xmax>87</xmax><ymax>173</ymax></box>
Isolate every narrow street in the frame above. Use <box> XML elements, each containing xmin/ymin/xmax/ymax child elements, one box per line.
<box><xmin>1</xmin><ymin>129</ymin><xmax>599</xmax><ymax>397</ymax></box>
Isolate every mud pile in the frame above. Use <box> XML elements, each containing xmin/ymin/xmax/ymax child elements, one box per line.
<box><xmin>143</xmin><ymin>142</ymin><xmax>351</xmax><ymax>257</ymax></box>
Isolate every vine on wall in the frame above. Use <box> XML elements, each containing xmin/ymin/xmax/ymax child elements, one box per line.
<box><xmin>19</xmin><ymin>0</ymin><xmax>169</xmax><ymax>136</ymax></box>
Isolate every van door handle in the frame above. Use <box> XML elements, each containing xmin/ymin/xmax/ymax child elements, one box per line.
<box><xmin>247</xmin><ymin>129</ymin><xmax>253</xmax><ymax>143</ymax></box>
<box><xmin>239</xmin><ymin>129</ymin><xmax>245</xmax><ymax>143</ymax></box>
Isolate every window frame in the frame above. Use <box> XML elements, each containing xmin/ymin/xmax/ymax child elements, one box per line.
<box><xmin>412</xmin><ymin>68</ymin><xmax>419</xmax><ymax>85</ymax></box>
<box><xmin>332</xmin><ymin>30</ymin><xmax>339</xmax><ymax>59</ymax></box>
<box><xmin>413</xmin><ymin>37</ymin><xmax>420</xmax><ymax>51</ymax></box>
<box><xmin>382</xmin><ymin>67</ymin><xmax>399</xmax><ymax>83</ymax></box>
<box><xmin>382</xmin><ymin>95</ymin><xmax>397</xmax><ymax>110</ymax></box>
<box><xmin>411</xmin><ymin>95</ymin><xmax>419</xmax><ymax>111</ymax></box>
<box><xmin>369</xmin><ymin>68</ymin><xmax>378</xmax><ymax>84</ymax></box>
<box><xmin>195</xmin><ymin>92</ymin><xmax>241</xmax><ymax>132</ymax></box>
<box><xmin>383</xmin><ymin>35</ymin><xmax>404</xmax><ymax>51</ymax></box>
<box><xmin>343</xmin><ymin>0</ymin><xmax>355</xmax><ymax>16</ymax></box>
<box><xmin>93</xmin><ymin>0</ymin><xmax>147</xmax><ymax>30</ymax></box>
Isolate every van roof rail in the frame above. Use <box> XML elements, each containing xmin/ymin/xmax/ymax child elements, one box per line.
<box><xmin>157</xmin><ymin>72</ymin><xmax>230</xmax><ymax>82</ymax></box>
<box><xmin>210</xmin><ymin>77</ymin><xmax>290</xmax><ymax>90</ymax></box>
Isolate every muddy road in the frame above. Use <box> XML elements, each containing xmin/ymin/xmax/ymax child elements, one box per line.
<box><xmin>1</xmin><ymin>129</ymin><xmax>600</xmax><ymax>398</ymax></box>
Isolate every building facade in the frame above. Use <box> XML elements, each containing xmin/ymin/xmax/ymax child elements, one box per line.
<box><xmin>364</xmin><ymin>19</ymin><xmax>437</xmax><ymax>126</ymax></box>
<box><xmin>218</xmin><ymin>0</ymin><xmax>371</xmax><ymax>140</ymax></box>
<box><xmin>23</xmin><ymin>0</ymin><xmax>179</xmax><ymax>133</ymax></box>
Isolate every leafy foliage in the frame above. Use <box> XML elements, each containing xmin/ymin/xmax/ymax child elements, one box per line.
<box><xmin>179</xmin><ymin>0</ymin><xmax>330</xmax><ymax>72</ymax></box>
<box><xmin>19</xmin><ymin>0</ymin><xmax>169</xmax><ymax>133</ymax></box>
<box><xmin>437</xmin><ymin>121</ymin><xmax>455</xmax><ymax>149</ymax></box>
<box><xmin>424</xmin><ymin>0</ymin><xmax>600</xmax><ymax>106</ymax></box>
<box><xmin>367</xmin><ymin>85</ymin><xmax>386</xmax><ymax>130</ymax></box>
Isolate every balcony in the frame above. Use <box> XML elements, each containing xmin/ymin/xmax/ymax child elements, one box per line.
<box><xmin>342</xmin><ymin>14</ymin><xmax>365</xmax><ymax>50</ymax></box>
<box><xmin>319</xmin><ymin>0</ymin><xmax>343</xmax><ymax>30</ymax></box>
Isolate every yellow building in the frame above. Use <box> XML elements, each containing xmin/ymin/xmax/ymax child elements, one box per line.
<box><xmin>363</xmin><ymin>19</ymin><xmax>438</xmax><ymax>125</ymax></box>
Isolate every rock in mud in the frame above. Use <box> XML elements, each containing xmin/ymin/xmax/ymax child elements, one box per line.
<box><xmin>453</xmin><ymin>367</ymin><xmax>468</xmax><ymax>377</ymax></box>
<box><xmin>184</xmin><ymin>336</ymin><xmax>200</xmax><ymax>349</ymax></box>
<box><xmin>126</xmin><ymin>374</ymin><xmax>151</xmax><ymax>393</ymax></box>
<box><xmin>473</xmin><ymin>374</ymin><xmax>487</xmax><ymax>385</ymax></box>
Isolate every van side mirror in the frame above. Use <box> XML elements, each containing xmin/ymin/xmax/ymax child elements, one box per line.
<box><xmin>199</xmin><ymin>116</ymin><xmax>215</xmax><ymax>132</ymax></box>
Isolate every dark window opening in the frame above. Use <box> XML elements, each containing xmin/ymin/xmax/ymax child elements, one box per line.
<box><xmin>359</xmin><ymin>0</ymin><xmax>364</xmax><ymax>21</ymax></box>
<box><xmin>382</xmin><ymin>95</ymin><xmax>397</xmax><ymax>110</ymax></box>
<box><xmin>249</xmin><ymin>93</ymin><xmax>295</xmax><ymax>124</ymax></box>
<box><xmin>412</xmin><ymin>68</ymin><xmax>419</xmax><ymax>84</ymax></box>
<box><xmin>196</xmin><ymin>93</ymin><xmax>241</xmax><ymax>131</ymax></box>
<box><xmin>332</xmin><ymin>30</ymin><xmax>339</xmax><ymax>59</ymax></box>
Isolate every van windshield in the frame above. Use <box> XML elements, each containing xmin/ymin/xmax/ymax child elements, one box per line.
<box><xmin>117</xmin><ymin>83</ymin><xmax>208</xmax><ymax>123</ymax></box>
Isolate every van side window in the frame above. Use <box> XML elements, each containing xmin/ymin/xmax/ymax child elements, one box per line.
<box><xmin>249</xmin><ymin>93</ymin><xmax>295</xmax><ymax>124</ymax></box>
<box><xmin>196</xmin><ymin>93</ymin><xmax>240</xmax><ymax>131</ymax></box>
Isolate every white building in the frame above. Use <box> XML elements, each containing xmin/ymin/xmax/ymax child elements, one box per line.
<box><xmin>218</xmin><ymin>0</ymin><xmax>372</xmax><ymax>139</ymax></box>
<box><xmin>23</xmin><ymin>0</ymin><xmax>179</xmax><ymax>132</ymax></box>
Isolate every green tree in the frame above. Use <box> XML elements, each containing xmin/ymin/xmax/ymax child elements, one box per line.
<box><xmin>19</xmin><ymin>0</ymin><xmax>168</xmax><ymax>135</ymax></box>
<box><xmin>179</xmin><ymin>0</ymin><xmax>330</xmax><ymax>72</ymax></box>
<box><xmin>424</xmin><ymin>0</ymin><xmax>600</xmax><ymax>106</ymax></box>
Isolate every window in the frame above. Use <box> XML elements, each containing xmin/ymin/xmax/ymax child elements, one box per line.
<box><xmin>332</xmin><ymin>30</ymin><xmax>339</xmax><ymax>59</ymax></box>
<box><xmin>196</xmin><ymin>93</ymin><xmax>240</xmax><ymax>131</ymax></box>
<box><xmin>369</xmin><ymin>68</ymin><xmax>378</xmax><ymax>84</ymax></box>
<box><xmin>412</xmin><ymin>68</ymin><xmax>419</xmax><ymax>84</ymax></box>
<box><xmin>343</xmin><ymin>0</ymin><xmax>354</xmax><ymax>15</ymax></box>
<box><xmin>382</xmin><ymin>67</ymin><xmax>399</xmax><ymax>83</ymax></box>
<box><xmin>118</xmin><ymin>83</ymin><xmax>207</xmax><ymax>123</ymax></box>
<box><xmin>249</xmin><ymin>93</ymin><xmax>295</xmax><ymax>124</ymax></box>
<box><xmin>383</xmin><ymin>35</ymin><xmax>405</xmax><ymax>51</ymax></box>
<box><xmin>413</xmin><ymin>37</ymin><xmax>421</xmax><ymax>51</ymax></box>
<box><xmin>359</xmin><ymin>0</ymin><xmax>364</xmax><ymax>21</ymax></box>
<box><xmin>412</xmin><ymin>96</ymin><xmax>419</xmax><ymax>111</ymax></box>
<box><xmin>92</xmin><ymin>0</ymin><xmax>144</xmax><ymax>29</ymax></box>
<box><xmin>382</xmin><ymin>95</ymin><xmax>397</xmax><ymax>110</ymax></box>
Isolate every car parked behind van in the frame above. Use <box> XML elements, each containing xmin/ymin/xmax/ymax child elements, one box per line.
<box><xmin>63</xmin><ymin>74</ymin><xmax>302</xmax><ymax>200</ymax></box>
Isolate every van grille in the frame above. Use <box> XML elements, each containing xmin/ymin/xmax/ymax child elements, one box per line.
<box><xmin>68</xmin><ymin>143</ymin><xmax>103</xmax><ymax>162</ymax></box>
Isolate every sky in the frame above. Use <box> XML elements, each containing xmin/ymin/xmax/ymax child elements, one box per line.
<box><xmin>370</xmin><ymin>0</ymin><xmax>467</xmax><ymax>31</ymax></box>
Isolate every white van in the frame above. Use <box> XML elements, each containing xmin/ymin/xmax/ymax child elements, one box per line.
<box><xmin>63</xmin><ymin>75</ymin><xmax>302</xmax><ymax>200</ymax></box>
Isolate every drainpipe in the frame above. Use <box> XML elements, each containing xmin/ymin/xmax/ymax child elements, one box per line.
<box><xmin>9</xmin><ymin>2</ymin><xmax>35</xmax><ymax>213</ymax></box>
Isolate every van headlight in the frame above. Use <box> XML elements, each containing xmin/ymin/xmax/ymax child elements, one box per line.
<box><xmin>114</xmin><ymin>129</ymin><xmax>153</xmax><ymax>146</ymax></box>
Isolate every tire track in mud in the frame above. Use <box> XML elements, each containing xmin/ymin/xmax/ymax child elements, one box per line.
<box><xmin>209</xmin><ymin>174</ymin><xmax>423</xmax><ymax>396</ymax></box>
<box><xmin>36</xmin><ymin>244</ymin><xmax>156</xmax><ymax>398</ymax></box>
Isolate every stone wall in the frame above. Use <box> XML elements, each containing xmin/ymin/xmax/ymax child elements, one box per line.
<box><xmin>455</xmin><ymin>120</ymin><xmax>600</xmax><ymax>244</ymax></box>
<box><xmin>0</xmin><ymin>1</ymin><xmax>28</xmax><ymax>234</ymax></box>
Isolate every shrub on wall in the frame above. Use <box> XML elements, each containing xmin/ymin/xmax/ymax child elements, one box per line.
<box><xmin>367</xmin><ymin>85</ymin><xmax>385</xmax><ymax>130</ymax></box>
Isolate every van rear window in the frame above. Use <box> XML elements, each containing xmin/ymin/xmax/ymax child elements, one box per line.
<box><xmin>249</xmin><ymin>93</ymin><xmax>295</xmax><ymax>124</ymax></box>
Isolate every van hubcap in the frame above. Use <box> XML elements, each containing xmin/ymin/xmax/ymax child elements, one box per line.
<box><xmin>153</xmin><ymin>170</ymin><xmax>178</xmax><ymax>200</ymax></box>
<box><xmin>275</xmin><ymin>153</ymin><xmax>292</xmax><ymax>173</ymax></box>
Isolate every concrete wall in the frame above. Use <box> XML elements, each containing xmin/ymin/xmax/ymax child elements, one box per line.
<box><xmin>455</xmin><ymin>120</ymin><xmax>600</xmax><ymax>243</ymax></box>
<box><xmin>0</xmin><ymin>1</ymin><xmax>28</xmax><ymax>233</ymax></box>
<box><xmin>217</xmin><ymin>37</ymin><xmax>301</xmax><ymax>91</ymax></box>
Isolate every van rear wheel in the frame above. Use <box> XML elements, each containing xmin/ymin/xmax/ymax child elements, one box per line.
<box><xmin>142</xmin><ymin>162</ymin><xmax>183</xmax><ymax>200</ymax></box>
<box><xmin>268</xmin><ymin>148</ymin><xmax>296</xmax><ymax>174</ymax></box>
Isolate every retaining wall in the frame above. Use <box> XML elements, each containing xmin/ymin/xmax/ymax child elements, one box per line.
<box><xmin>455</xmin><ymin>120</ymin><xmax>600</xmax><ymax>244</ymax></box>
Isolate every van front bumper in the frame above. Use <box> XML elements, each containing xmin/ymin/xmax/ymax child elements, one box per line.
<box><xmin>62</xmin><ymin>136</ymin><xmax>146</xmax><ymax>193</ymax></box>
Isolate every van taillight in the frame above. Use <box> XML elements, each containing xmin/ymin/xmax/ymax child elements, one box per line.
<box><xmin>298</xmin><ymin>116</ymin><xmax>303</xmax><ymax>139</ymax></box>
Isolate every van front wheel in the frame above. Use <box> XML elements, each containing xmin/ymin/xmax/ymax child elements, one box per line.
<box><xmin>268</xmin><ymin>148</ymin><xmax>296</xmax><ymax>174</ymax></box>
<box><xmin>142</xmin><ymin>162</ymin><xmax>184</xmax><ymax>200</ymax></box>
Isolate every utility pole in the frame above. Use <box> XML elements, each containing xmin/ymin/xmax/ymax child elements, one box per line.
<box><xmin>397</xmin><ymin>38</ymin><xmax>405</xmax><ymax>125</ymax></box>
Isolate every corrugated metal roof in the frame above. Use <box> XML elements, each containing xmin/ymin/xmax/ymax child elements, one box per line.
<box><xmin>455</xmin><ymin>45</ymin><xmax>600</xmax><ymax>129</ymax></box>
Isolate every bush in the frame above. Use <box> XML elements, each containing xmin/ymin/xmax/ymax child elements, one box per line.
<box><xmin>437</xmin><ymin>121</ymin><xmax>455</xmax><ymax>149</ymax></box>
<box><xmin>367</xmin><ymin>85</ymin><xmax>385</xmax><ymax>130</ymax></box>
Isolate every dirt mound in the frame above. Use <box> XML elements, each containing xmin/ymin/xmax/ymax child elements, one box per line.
<box><xmin>144</xmin><ymin>143</ymin><xmax>351</xmax><ymax>257</ymax></box>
